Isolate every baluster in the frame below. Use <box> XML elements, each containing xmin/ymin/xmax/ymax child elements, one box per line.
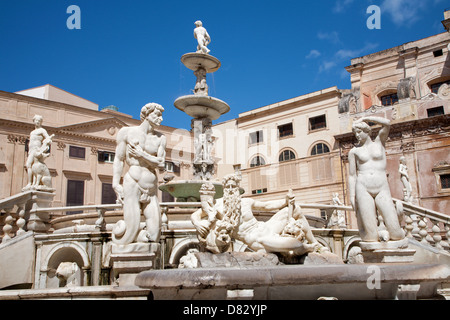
<box><xmin>16</xmin><ymin>203</ymin><xmax>27</xmax><ymax>236</ymax></box>
<box><xmin>404</xmin><ymin>213</ymin><xmax>414</xmax><ymax>238</ymax></box>
<box><xmin>2</xmin><ymin>207</ymin><xmax>15</xmax><ymax>242</ymax></box>
<box><xmin>432</xmin><ymin>222</ymin><xmax>443</xmax><ymax>250</ymax></box>
<box><xmin>418</xmin><ymin>217</ymin><xmax>429</xmax><ymax>244</ymax></box>
<box><xmin>444</xmin><ymin>226</ymin><xmax>450</xmax><ymax>251</ymax></box>
<box><xmin>161</xmin><ymin>206</ymin><xmax>169</xmax><ymax>231</ymax></box>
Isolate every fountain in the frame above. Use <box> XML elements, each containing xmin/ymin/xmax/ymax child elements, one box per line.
<box><xmin>159</xmin><ymin>21</ymin><xmax>232</xmax><ymax>201</ymax></box>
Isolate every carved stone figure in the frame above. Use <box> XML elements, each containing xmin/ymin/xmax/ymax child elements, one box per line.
<box><xmin>194</xmin><ymin>20</ymin><xmax>211</xmax><ymax>54</ymax></box>
<box><xmin>56</xmin><ymin>262</ymin><xmax>80</xmax><ymax>287</ymax></box>
<box><xmin>112</xmin><ymin>103</ymin><xmax>166</xmax><ymax>246</ymax></box>
<box><xmin>348</xmin><ymin>116</ymin><xmax>405</xmax><ymax>243</ymax></box>
<box><xmin>194</xmin><ymin>68</ymin><xmax>208</xmax><ymax>96</ymax></box>
<box><xmin>327</xmin><ymin>193</ymin><xmax>346</xmax><ymax>229</ymax></box>
<box><xmin>399</xmin><ymin>156</ymin><xmax>413</xmax><ymax>203</ymax></box>
<box><xmin>191</xmin><ymin>174</ymin><xmax>326</xmax><ymax>256</ymax></box>
<box><xmin>23</xmin><ymin>115</ymin><xmax>55</xmax><ymax>192</ymax></box>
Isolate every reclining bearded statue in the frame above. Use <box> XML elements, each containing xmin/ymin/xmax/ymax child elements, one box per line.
<box><xmin>191</xmin><ymin>174</ymin><xmax>327</xmax><ymax>256</ymax></box>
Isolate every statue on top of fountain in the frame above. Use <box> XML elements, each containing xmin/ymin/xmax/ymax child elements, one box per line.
<box><xmin>194</xmin><ymin>20</ymin><xmax>211</xmax><ymax>54</ymax></box>
<box><xmin>191</xmin><ymin>173</ymin><xmax>327</xmax><ymax>256</ymax></box>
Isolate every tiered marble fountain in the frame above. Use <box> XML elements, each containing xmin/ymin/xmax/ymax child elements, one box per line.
<box><xmin>159</xmin><ymin>21</ymin><xmax>230</xmax><ymax>201</ymax></box>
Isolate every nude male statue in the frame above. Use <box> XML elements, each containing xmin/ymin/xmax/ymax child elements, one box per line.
<box><xmin>112</xmin><ymin>103</ymin><xmax>166</xmax><ymax>245</ymax></box>
<box><xmin>348</xmin><ymin>116</ymin><xmax>405</xmax><ymax>242</ymax></box>
<box><xmin>24</xmin><ymin>115</ymin><xmax>55</xmax><ymax>190</ymax></box>
<box><xmin>192</xmin><ymin>174</ymin><xmax>323</xmax><ymax>255</ymax></box>
<box><xmin>194</xmin><ymin>20</ymin><xmax>211</xmax><ymax>54</ymax></box>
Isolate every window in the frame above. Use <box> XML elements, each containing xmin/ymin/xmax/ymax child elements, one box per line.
<box><xmin>279</xmin><ymin>150</ymin><xmax>296</xmax><ymax>162</ymax></box>
<box><xmin>311</xmin><ymin>143</ymin><xmax>330</xmax><ymax>156</ymax></box>
<box><xmin>249</xmin><ymin>130</ymin><xmax>263</xmax><ymax>145</ymax></box>
<box><xmin>433</xmin><ymin>49</ymin><xmax>443</xmax><ymax>58</ymax></box>
<box><xmin>69</xmin><ymin>146</ymin><xmax>86</xmax><ymax>159</ymax></box>
<box><xmin>278</xmin><ymin>123</ymin><xmax>293</xmax><ymax>138</ymax></box>
<box><xmin>309</xmin><ymin>115</ymin><xmax>327</xmax><ymax>131</ymax></box>
<box><xmin>320</xmin><ymin>209</ymin><xmax>327</xmax><ymax>220</ymax></box>
<box><xmin>427</xmin><ymin>106</ymin><xmax>445</xmax><ymax>118</ymax></box>
<box><xmin>380</xmin><ymin>93</ymin><xmax>398</xmax><ymax>106</ymax></box>
<box><xmin>66</xmin><ymin>180</ymin><xmax>84</xmax><ymax>214</ymax></box>
<box><xmin>165</xmin><ymin>161</ymin><xmax>174</xmax><ymax>172</ymax></box>
<box><xmin>98</xmin><ymin>151</ymin><xmax>115</xmax><ymax>163</ymax></box>
<box><xmin>441</xmin><ymin>174</ymin><xmax>450</xmax><ymax>189</ymax></box>
<box><xmin>252</xmin><ymin>188</ymin><xmax>268</xmax><ymax>195</ymax></box>
<box><xmin>430</xmin><ymin>80</ymin><xmax>450</xmax><ymax>94</ymax></box>
<box><xmin>101</xmin><ymin>183</ymin><xmax>116</xmax><ymax>204</ymax></box>
<box><xmin>250</xmin><ymin>156</ymin><xmax>266</xmax><ymax>168</ymax></box>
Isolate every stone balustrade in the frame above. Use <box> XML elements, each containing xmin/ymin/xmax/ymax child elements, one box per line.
<box><xmin>397</xmin><ymin>199</ymin><xmax>450</xmax><ymax>252</ymax></box>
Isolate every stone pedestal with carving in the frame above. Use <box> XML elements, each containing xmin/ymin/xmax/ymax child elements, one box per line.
<box><xmin>360</xmin><ymin>238</ymin><xmax>416</xmax><ymax>263</ymax></box>
<box><xmin>110</xmin><ymin>243</ymin><xmax>161</xmax><ymax>287</ymax></box>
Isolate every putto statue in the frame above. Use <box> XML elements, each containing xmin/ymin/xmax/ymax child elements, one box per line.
<box><xmin>23</xmin><ymin>115</ymin><xmax>55</xmax><ymax>192</ymax></box>
<box><xmin>191</xmin><ymin>174</ymin><xmax>326</xmax><ymax>256</ymax></box>
<box><xmin>348</xmin><ymin>116</ymin><xmax>405</xmax><ymax>243</ymax></box>
<box><xmin>112</xmin><ymin>103</ymin><xmax>166</xmax><ymax>246</ymax></box>
<box><xmin>194</xmin><ymin>20</ymin><xmax>211</xmax><ymax>54</ymax></box>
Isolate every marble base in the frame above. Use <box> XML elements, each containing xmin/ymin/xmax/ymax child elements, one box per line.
<box><xmin>360</xmin><ymin>238</ymin><xmax>416</xmax><ymax>263</ymax></box>
<box><xmin>110</xmin><ymin>243</ymin><xmax>160</xmax><ymax>287</ymax></box>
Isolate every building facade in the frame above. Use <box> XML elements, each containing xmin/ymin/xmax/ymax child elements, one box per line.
<box><xmin>0</xmin><ymin>86</ymin><xmax>193</xmax><ymax>208</ymax></box>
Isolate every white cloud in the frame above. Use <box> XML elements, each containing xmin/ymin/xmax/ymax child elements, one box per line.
<box><xmin>335</xmin><ymin>43</ymin><xmax>379</xmax><ymax>60</ymax></box>
<box><xmin>319</xmin><ymin>61</ymin><xmax>337</xmax><ymax>73</ymax></box>
<box><xmin>317</xmin><ymin>31</ymin><xmax>341</xmax><ymax>45</ymax></box>
<box><xmin>381</xmin><ymin>0</ymin><xmax>426</xmax><ymax>26</ymax></box>
<box><xmin>333</xmin><ymin>0</ymin><xmax>356</xmax><ymax>13</ymax></box>
<box><xmin>306</xmin><ymin>49</ymin><xmax>321</xmax><ymax>59</ymax></box>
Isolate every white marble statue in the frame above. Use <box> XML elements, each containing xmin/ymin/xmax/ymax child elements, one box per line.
<box><xmin>23</xmin><ymin>115</ymin><xmax>55</xmax><ymax>191</ymax></box>
<box><xmin>112</xmin><ymin>103</ymin><xmax>166</xmax><ymax>246</ymax></box>
<box><xmin>194</xmin><ymin>20</ymin><xmax>211</xmax><ymax>54</ymax></box>
<box><xmin>327</xmin><ymin>193</ymin><xmax>346</xmax><ymax>229</ymax></box>
<box><xmin>348</xmin><ymin>116</ymin><xmax>405</xmax><ymax>243</ymax></box>
<box><xmin>399</xmin><ymin>156</ymin><xmax>413</xmax><ymax>203</ymax></box>
<box><xmin>191</xmin><ymin>174</ymin><xmax>325</xmax><ymax>255</ymax></box>
<box><xmin>56</xmin><ymin>262</ymin><xmax>79</xmax><ymax>287</ymax></box>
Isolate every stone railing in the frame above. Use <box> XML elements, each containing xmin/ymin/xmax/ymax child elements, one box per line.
<box><xmin>396</xmin><ymin>199</ymin><xmax>450</xmax><ymax>251</ymax></box>
<box><xmin>0</xmin><ymin>191</ymin><xmax>55</xmax><ymax>244</ymax></box>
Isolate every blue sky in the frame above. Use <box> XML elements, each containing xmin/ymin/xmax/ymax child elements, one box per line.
<box><xmin>0</xmin><ymin>0</ymin><xmax>448</xmax><ymax>129</ymax></box>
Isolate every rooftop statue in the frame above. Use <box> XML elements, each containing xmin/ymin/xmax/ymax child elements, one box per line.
<box><xmin>348</xmin><ymin>116</ymin><xmax>405</xmax><ymax>243</ymax></box>
<box><xmin>112</xmin><ymin>103</ymin><xmax>166</xmax><ymax>246</ymax></box>
<box><xmin>191</xmin><ymin>174</ymin><xmax>326</xmax><ymax>256</ymax></box>
<box><xmin>23</xmin><ymin>115</ymin><xmax>55</xmax><ymax>192</ymax></box>
<box><xmin>194</xmin><ymin>20</ymin><xmax>211</xmax><ymax>54</ymax></box>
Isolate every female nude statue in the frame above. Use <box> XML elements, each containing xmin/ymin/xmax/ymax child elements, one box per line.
<box><xmin>348</xmin><ymin>116</ymin><xmax>404</xmax><ymax>242</ymax></box>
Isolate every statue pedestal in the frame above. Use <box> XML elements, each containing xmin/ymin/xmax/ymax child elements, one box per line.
<box><xmin>360</xmin><ymin>238</ymin><xmax>416</xmax><ymax>263</ymax></box>
<box><xmin>110</xmin><ymin>242</ymin><xmax>161</xmax><ymax>287</ymax></box>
